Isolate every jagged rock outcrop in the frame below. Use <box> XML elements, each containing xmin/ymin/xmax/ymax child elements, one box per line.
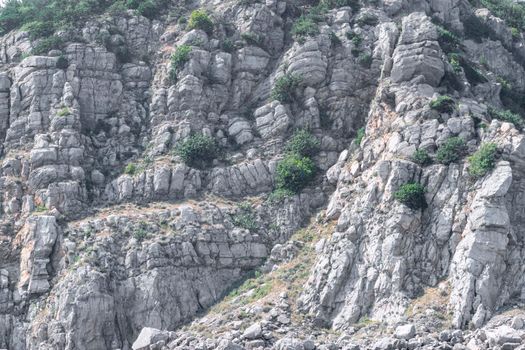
<box><xmin>2</xmin><ymin>0</ymin><xmax>525</xmax><ymax>349</ymax></box>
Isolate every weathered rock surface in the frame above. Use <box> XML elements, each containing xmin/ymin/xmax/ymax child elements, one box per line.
<box><xmin>2</xmin><ymin>0</ymin><xmax>525</xmax><ymax>349</ymax></box>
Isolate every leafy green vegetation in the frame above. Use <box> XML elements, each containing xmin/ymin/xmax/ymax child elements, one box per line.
<box><xmin>354</xmin><ymin>127</ymin><xmax>365</xmax><ymax>146</ymax></box>
<box><xmin>329</xmin><ymin>31</ymin><xmax>341</xmax><ymax>46</ymax></box>
<box><xmin>31</xmin><ymin>35</ymin><xmax>63</xmax><ymax>55</ymax></box>
<box><xmin>232</xmin><ymin>202</ymin><xmax>258</xmax><ymax>232</ymax></box>
<box><xmin>0</xmin><ymin>0</ymin><xmax>168</xmax><ymax>41</ymax></box>
<box><xmin>447</xmin><ymin>53</ymin><xmax>487</xmax><ymax>86</ymax></box>
<box><xmin>470</xmin><ymin>0</ymin><xmax>525</xmax><ymax>32</ymax></box>
<box><xmin>285</xmin><ymin>130</ymin><xmax>320</xmax><ymax>157</ymax></box>
<box><xmin>124</xmin><ymin>163</ymin><xmax>138</xmax><ymax>175</ymax></box>
<box><xmin>488</xmin><ymin>107</ymin><xmax>525</xmax><ymax>130</ymax></box>
<box><xmin>133</xmin><ymin>228</ymin><xmax>148</xmax><ymax>241</ymax></box>
<box><xmin>436</xmin><ymin>137</ymin><xmax>467</xmax><ymax>165</ymax></box>
<box><xmin>291</xmin><ymin>16</ymin><xmax>319</xmax><ymax>42</ymax></box>
<box><xmin>437</xmin><ymin>25</ymin><xmax>461</xmax><ymax>53</ymax></box>
<box><xmin>358</xmin><ymin>53</ymin><xmax>372</xmax><ymax>68</ymax></box>
<box><xmin>57</xmin><ymin>107</ymin><xmax>70</xmax><ymax>117</ymax></box>
<box><xmin>276</xmin><ymin>153</ymin><xmax>316</xmax><ymax>193</ymax></box>
<box><xmin>241</xmin><ymin>32</ymin><xmax>262</xmax><ymax>46</ymax></box>
<box><xmin>56</xmin><ymin>55</ymin><xmax>68</xmax><ymax>69</ymax></box>
<box><xmin>429</xmin><ymin>95</ymin><xmax>455</xmax><ymax>114</ymax></box>
<box><xmin>169</xmin><ymin>45</ymin><xmax>192</xmax><ymax>83</ymax></box>
<box><xmin>468</xmin><ymin>143</ymin><xmax>498</xmax><ymax>178</ymax></box>
<box><xmin>267</xmin><ymin>188</ymin><xmax>295</xmax><ymax>203</ymax></box>
<box><xmin>187</xmin><ymin>9</ymin><xmax>213</xmax><ymax>35</ymax></box>
<box><xmin>175</xmin><ymin>133</ymin><xmax>219</xmax><ymax>169</ymax></box>
<box><xmin>394</xmin><ymin>183</ymin><xmax>427</xmax><ymax>210</ymax></box>
<box><xmin>271</xmin><ymin>73</ymin><xmax>302</xmax><ymax>104</ymax></box>
<box><xmin>412</xmin><ymin>149</ymin><xmax>432</xmax><ymax>166</ymax></box>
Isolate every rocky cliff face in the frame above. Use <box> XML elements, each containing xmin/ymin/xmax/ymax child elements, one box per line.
<box><xmin>1</xmin><ymin>0</ymin><xmax>525</xmax><ymax>349</ymax></box>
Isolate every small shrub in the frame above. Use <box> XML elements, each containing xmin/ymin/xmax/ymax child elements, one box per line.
<box><xmin>329</xmin><ymin>31</ymin><xmax>341</xmax><ymax>46</ymax></box>
<box><xmin>35</xmin><ymin>204</ymin><xmax>47</xmax><ymax>212</ymax></box>
<box><xmin>32</xmin><ymin>35</ymin><xmax>63</xmax><ymax>55</ymax></box>
<box><xmin>291</xmin><ymin>16</ymin><xmax>319</xmax><ymax>42</ymax></box>
<box><xmin>232</xmin><ymin>202</ymin><xmax>258</xmax><ymax>232</ymax></box>
<box><xmin>346</xmin><ymin>31</ymin><xmax>362</xmax><ymax>45</ymax></box>
<box><xmin>488</xmin><ymin>107</ymin><xmax>524</xmax><ymax>130</ymax></box>
<box><xmin>511</xmin><ymin>27</ymin><xmax>520</xmax><ymax>40</ymax></box>
<box><xmin>468</xmin><ymin>143</ymin><xmax>498</xmax><ymax>178</ymax></box>
<box><xmin>56</xmin><ymin>55</ymin><xmax>68</xmax><ymax>69</ymax></box>
<box><xmin>358</xmin><ymin>53</ymin><xmax>372</xmax><ymax>68</ymax></box>
<box><xmin>436</xmin><ymin>137</ymin><xmax>467</xmax><ymax>165</ymax></box>
<box><xmin>394</xmin><ymin>183</ymin><xmax>427</xmax><ymax>210</ymax></box>
<box><xmin>267</xmin><ymin>188</ymin><xmax>294</xmax><ymax>203</ymax></box>
<box><xmin>276</xmin><ymin>153</ymin><xmax>316</xmax><ymax>192</ymax></box>
<box><xmin>241</xmin><ymin>32</ymin><xmax>261</xmax><ymax>46</ymax></box>
<box><xmin>286</xmin><ymin>129</ymin><xmax>320</xmax><ymax>157</ymax></box>
<box><xmin>187</xmin><ymin>9</ymin><xmax>213</xmax><ymax>35</ymax></box>
<box><xmin>221</xmin><ymin>38</ymin><xmax>235</xmax><ymax>52</ymax></box>
<box><xmin>124</xmin><ymin>163</ymin><xmax>138</xmax><ymax>175</ymax></box>
<box><xmin>437</xmin><ymin>25</ymin><xmax>460</xmax><ymax>53</ymax></box>
<box><xmin>412</xmin><ymin>149</ymin><xmax>432</xmax><ymax>166</ymax></box>
<box><xmin>175</xmin><ymin>134</ymin><xmax>219</xmax><ymax>169</ymax></box>
<box><xmin>448</xmin><ymin>53</ymin><xmax>462</xmax><ymax>73</ymax></box>
<box><xmin>429</xmin><ymin>95</ymin><xmax>455</xmax><ymax>114</ymax></box>
<box><xmin>133</xmin><ymin>228</ymin><xmax>147</xmax><ymax>241</ymax></box>
<box><xmin>169</xmin><ymin>45</ymin><xmax>192</xmax><ymax>83</ymax></box>
<box><xmin>354</xmin><ymin>127</ymin><xmax>365</xmax><ymax>146</ymax></box>
<box><xmin>57</xmin><ymin>107</ymin><xmax>70</xmax><ymax>117</ymax></box>
<box><xmin>271</xmin><ymin>73</ymin><xmax>302</xmax><ymax>104</ymax></box>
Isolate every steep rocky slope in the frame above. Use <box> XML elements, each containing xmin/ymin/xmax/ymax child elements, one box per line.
<box><xmin>1</xmin><ymin>0</ymin><xmax>525</xmax><ymax>349</ymax></box>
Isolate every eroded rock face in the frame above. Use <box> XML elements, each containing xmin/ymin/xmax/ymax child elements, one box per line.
<box><xmin>2</xmin><ymin>0</ymin><xmax>525</xmax><ymax>349</ymax></box>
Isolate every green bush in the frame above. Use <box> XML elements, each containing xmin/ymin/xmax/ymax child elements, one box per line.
<box><xmin>276</xmin><ymin>153</ymin><xmax>316</xmax><ymax>192</ymax></box>
<box><xmin>329</xmin><ymin>31</ymin><xmax>341</xmax><ymax>46</ymax></box>
<box><xmin>241</xmin><ymin>32</ymin><xmax>262</xmax><ymax>46</ymax></box>
<box><xmin>429</xmin><ymin>95</ymin><xmax>455</xmax><ymax>113</ymax></box>
<box><xmin>468</xmin><ymin>143</ymin><xmax>498</xmax><ymax>178</ymax></box>
<box><xmin>175</xmin><ymin>134</ymin><xmax>219</xmax><ymax>169</ymax></box>
<box><xmin>488</xmin><ymin>107</ymin><xmax>525</xmax><ymax>130</ymax></box>
<box><xmin>0</xmin><ymin>0</ymin><xmax>167</xmax><ymax>42</ymax></box>
<box><xmin>394</xmin><ymin>183</ymin><xmax>427</xmax><ymax>210</ymax></box>
<box><xmin>436</xmin><ymin>137</ymin><xmax>467</xmax><ymax>165</ymax></box>
<box><xmin>291</xmin><ymin>16</ymin><xmax>319</xmax><ymax>42</ymax></box>
<box><xmin>221</xmin><ymin>38</ymin><xmax>235</xmax><ymax>52</ymax></box>
<box><xmin>474</xmin><ymin>0</ymin><xmax>525</xmax><ymax>31</ymax></box>
<box><xmin>358</xmin><ymin>53</ymin><xmax>372</xmax><ymax>68</ymax></box>
<box><xmin>232</xmin><ymin>202</ymin><xmax>258</xmax><ymax>232</ymax></box>
<box><xmin>354</xmin><ymin>127</ymin><xmax>365</xmax><ymax>146</ymax></box>
<box><xmin>271</xmin><ymin>73</ymin><xmax>302</xmax><ymax>103</ymax></box>
<box><xmin>32</xmin><ymin>35</ymin><xmax>63</xmax><ymax>55</ymax></box>
<box><xmin>56</xmin><ymin>55</ymin><xmax>68</xmax><ymax>69</ymax></box>
<box><xmin>349</xmin><ymin>33</ymin><xmax>362</xmax><ymax>48</ymax></box>
<box><xmin>57</xmin><ymin>107</ymin><xmax>70</xmax><ymax>117</ymax></box>
<box><xmin>169</xmin><ymin>45</ymin><xmax>192</xmax><ymax>83</ymax></box>
<box><xmin>267</xmin><ymin>188</ymin><xmax>294</xmax><ymax>203</ymax></box>
<box><xmin>187</xmin><ymin>9</ymin><xmax>213</xmax><ymax>35</ymax></box>
<box><xmin>286</xmin><ymin>130</ymin><xmax>320</xmax><ymax>157</ymax></box>
<box><xmin>437</xmin><ymin>25</ymin><xmax>460</xmax><ymax>53</ymax></box>
<box><xmin>124</xmin><ymin>163</ymin><xmax>138</xmax><ymax>175</ymax></box>
<box><xmin>412</xmin><ymin>149</ymin><xmax>432</xmax><ymax>166</ymax></box>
